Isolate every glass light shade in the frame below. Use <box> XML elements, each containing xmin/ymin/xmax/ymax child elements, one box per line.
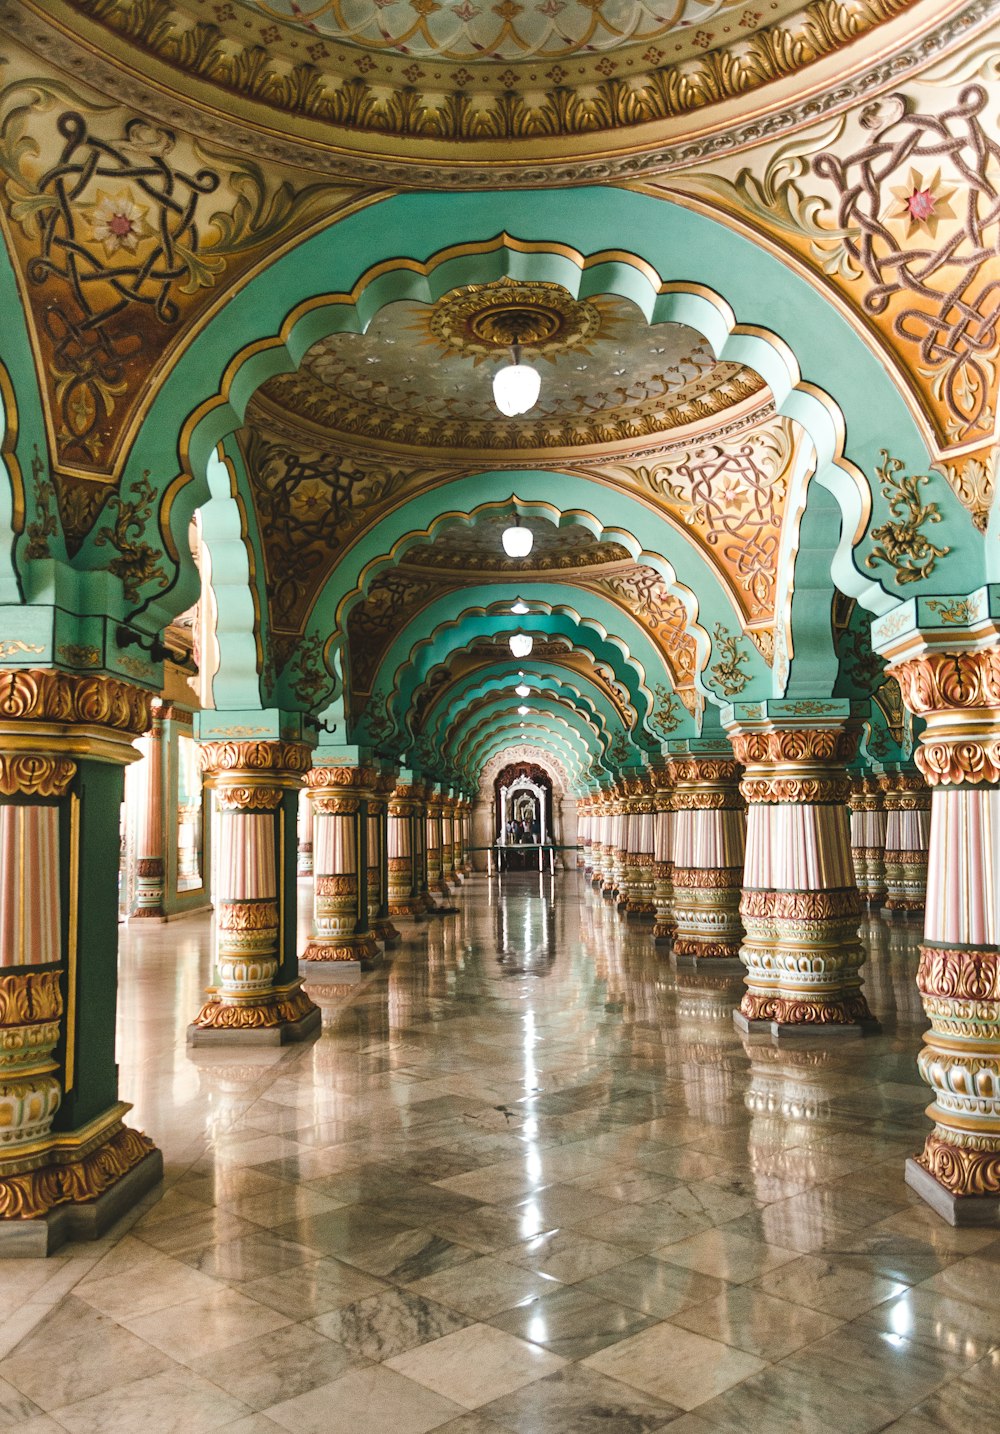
<box><xmin>493</xmin><ymin>361</ymin><xmax>540</xmax><ymax>417</ymax></box>
<box><xmin>501</xmin><ymin>524</ymin><xmax>533</xmax><ymax>558</ymax></box>
<box><xmin>509</xmin><ymin>633</ymin><xmax>533</xmax><ymax>658</ymax></box>
<box><xmin>510</xmin><ymin>600</ymin><xmax>530</xmax><ymax>615</ymax></box>
<box><xmin>515</xmin><ymin>683</ymin><xmax>531</xmax><ymax>697</ymax></box>
<box><xmin>518</xmin><ymin>705</ymin><xmax>529</xmax><ymax>715</ymax></box>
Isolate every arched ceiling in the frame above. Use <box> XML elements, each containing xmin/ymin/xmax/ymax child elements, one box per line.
<box><xmin>21</xmin><ymin>0</ymin><xmax>958</xmax><ymax>188</ymax></box>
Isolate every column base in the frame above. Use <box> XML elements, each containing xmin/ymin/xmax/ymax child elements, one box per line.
<box><xmin>653</xmin><ymin>921</ymin><xmax>674</xmax><ymax>944</ymax></box>
<box><xmin>673</xmin><ymin>938</ymin><xmax>742</xmax><ymax>960</ymax></box>
<box><xmin>129</xmin><ymin>910</ymin><xmax>167</xmax><ymax>924</ymax></box>
<box><xmin>188</xmin><ymin>980</ymin><xmax>322</xmax><ymax>1044</ymax></box>
<box><xmin>188</xmin><ymin>1003</ymin><xmax>321</xmax><ymax>1046</ymax></box>
<box><xmin>733</xmin><ymin>1009</ymin><xmax>881</xmax><ymax>1039</ymax></box>
<box><xmin>0</xmin><ymin>1107</ymin><xmax>162</xmax><ymax>1257</ymax></box>
<box><xmin>0</xmin><ymin>1149</ymin><xmax>163</xmax><ymax>1258</ymax></box>
<box><xmin>301</xmin><ymin>935</ymin><xmax>381</xmax><ymax>966</ymax></box>
<box><xmin>905</xmin><ymin>1156</ymin><xmax>1000</xmax><ymax>1227</ymax></box>
<box><xmin>374</xmin><ymin>921</ymin><xmax>400</xmax><ymax>945</ymax></box>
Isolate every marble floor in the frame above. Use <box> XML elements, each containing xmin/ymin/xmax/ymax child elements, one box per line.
<box><xmin>1</xmin><ymin>872</ymin><xmax>998</xmax><ymax>1433</ymax></box>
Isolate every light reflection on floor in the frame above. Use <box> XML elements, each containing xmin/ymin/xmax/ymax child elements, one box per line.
<box><xmin>0</xmin><ymin>872</ymin><xmax>997</xmax><ymax>1433</ymax></box>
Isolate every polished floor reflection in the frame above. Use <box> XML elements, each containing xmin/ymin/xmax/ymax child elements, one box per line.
<box><xmin>1</xmin><ymin>873</ymin><xmax>998</xmax><ymax>1433</ymax></box>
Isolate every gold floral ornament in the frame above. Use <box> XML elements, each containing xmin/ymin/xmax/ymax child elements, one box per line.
<box><xmin>85</xmin><ymin>188</ymin><xmax>150</xmax><ymax>255</ymax></box>
<box><xmin>648</xmin><ymin>684</ymin><xmax>682</xmax><ymax>736</ymax></box>
<box><xmin>708</xmin><ymin>623</ymin><xmax>750</xmax><ymax>697</ymax></box>
<box><xmin>864</xmin><ymin>450</ymin><xmax>950</xmax><ymax>586</ymax></box>
<box><xmin>886</xmin><ymin>169</ymin><xmax>956</xmax><ymax>241</ymax></box>
<box><xmin>94</xmin><ymin>472</ymin><xmax>170</xmax><ymax>603</ymax></box>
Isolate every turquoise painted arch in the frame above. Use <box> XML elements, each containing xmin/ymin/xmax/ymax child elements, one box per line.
<box><xmin>416</xmin><ymin>662</ymin><xmax>637</xmax><ymax>753</ymax></box>
<box><xmin>355</xmin><ymin>590</ymin><xmax>678</xmax><ymax>748</ymax></box>
<box><xmin>92</xmin><ymin>189</ymin><xmax>978</xmax><ymax>689</ymax></box>
<box><xmin>444</xmin><ymin>694</ymin><xmax>609</xmax><ymax>773</ymax></box>
<box><xmin>459</xmin><ymin>723</ymin><xmax>596</xmax><ymax>790</ymax></box>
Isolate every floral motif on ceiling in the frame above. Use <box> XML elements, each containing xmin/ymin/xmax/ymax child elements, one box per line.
<box><xmin>648</xmin><ymin>53</ymin><xmax>1000</xmax><ymax>465</ymax></box>
<box><xmin>239</xmin><ymin>427</ymin><xmax>419</xmax><ymax>636</ymax></box>
<box><xmin>262</xmin><ymin>293</ymin><xmax>764</xmax><ymax>453</ymax></box>
<box><xmin>0</xmin><ymin>39</ymin><xmax>374</xmax><ymax>538</ymax></box>
<box><xmin>347</xmin><ymin>568</ymin><xmax>445</xmax><ymax>696</ymax></box>
<box><xmin>589</xmin><ymin>417</ymin><xmax>799</xmax><ymax>625</ymax></box>
<box><xmin>63</xmin><ymin>0</ymin><xmax>913</xmax><ymax>147</ymax></box>
<box><xmin>586</xmin><ymin>566</ymin><xmax>699</xmax><ymax>691</ymax></box>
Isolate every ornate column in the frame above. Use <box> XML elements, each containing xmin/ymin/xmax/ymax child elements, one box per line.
<box><xmin>880</xmin><ymin>769</ymin><xmax>931</xmax><ymax>913</ymax></box>
<box><xmin>726</xmin><ymin>704</ymin><xmax>876</xmax><ymax>1035</ymax></box>
<box><xmin>625</xmin><ymin>777</ymin><xmax>656</xmax><ymax>920</ymax></box>
<box><xmin>193</xmin><ymin>741</ymin><xmax>319</xmax><ymax>1040</ymax></box>
<box><xmin>368</xmin><ymin>774</ymin><xmax>399</xmax><ymax>945</ymax></box>
<box><xmin>297</xmin><ymin>787</ymin><xmax>314</xmax><ymax>876</ymax></box>
<box><xmin>300</xmin><ymin>764</ymin><xmax>381</xmax><ymax>968</ymax></box>
<box><xmin>850</xmin><ymin>775</ymin><xmax>888</xmax><ymax>905</ymax></box>
<box><xmin>131</xmin><ymin>701</ymin><xmax>166</xmax><ymax>920</ymax></box>
<box><xmin>876</xmin><ymin>595</ymin><xmax>1000</xmax><ymax>1222</ymax></box>
<box><xmin>669</xmin><ymin>750</ymin><xmax>744</xmax><ymax>961</ymax></box>
<box><xmin>441</xmin><ymin>795</ymin><xmax>460</xmax><ymax>888</ymax></box>
<box><xmin>616</xmin><ymin>782</ymin><xmax>638</xmax><ymax>913</ymax></box>
<box><xmin>650</xmin><ymin>767</ymin><xmax>674</xmax><ymax>944</ymax></box>
<box><xmin>589</xmin><ymin>793</ymin><xmax>606</xmax><ymax>885</ymax></box>
<box><xmin>0</xmin><ymin>669</ymin><xmax>162</xmax><ymax>1252</ymax></box>
<box><xmin>602</xmin><ymin>785</ymin><xmax>622</xmax><ymax>899</ymax></box>
<box><xmin>578</xmin><ymin>797</ymin><xmax>591</xmax><ymax>871</ymax></box>
<box><xmin>426</xmin><ymin>788</ymin><xmax>444</xmax><ymax>896</ymax></box>
<box><xmin>388</xmin><ymin>775</ymin><xmax>424</xmax><ymax>917</ymax></box>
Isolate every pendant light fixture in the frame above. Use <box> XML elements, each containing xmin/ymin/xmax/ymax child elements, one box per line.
<box><xmin>510</xmin><ymin>599</ymin><xmax>530</xmax><ymax>615</ymax></box>
<box><xmin>515</xmin><ymin>683</ymin><xmax>530</xmax><ymax>697</ymax></box>
<box><xmin>509</xmin><ymin>633</ymin><xmax>533</xmax><ymax>658</ymax></box>
<box><xmin>501</xmin><ymin>513</ymin><xmax>533</xmax><ymax>559</ymax></box>
<box><xmin>492</xmin><ymin>343</ymin><xmax>540</xmax><ymax>417</ymax></box>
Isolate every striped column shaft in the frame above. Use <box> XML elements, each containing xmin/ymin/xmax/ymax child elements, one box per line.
<box><xmin>669</xmin><ymin>757</ymin><xmax>744</xmax><ymax>959</ymax></box>
<box><xmin>880</xmin><ymin>772</ymin><xmax>931</xmax><ymax>912</ymax></box>
<box><xmin>730</xmin><ymin>721</ymin><xmax>872</xmax><ymax>1031</ymax></box>
<box><xmin>368</xmin><ymin>789</ymin><xmax>399</xmax><ymax>945</ymax></box>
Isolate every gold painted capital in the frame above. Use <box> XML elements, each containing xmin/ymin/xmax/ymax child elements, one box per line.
<box><xmin>200</xmin><ymin>740</ymin><xmax>312</xmax><ymax>779</ymax></box>
<box><xmin>0</xmin><ymin>970</ymin><xmax>63</xmax><ymax>1026</ymax></box>
<box><xmin>0</xmin><ymin>753</ymin><xmax>77</xmax><ymax>798</ymax></box>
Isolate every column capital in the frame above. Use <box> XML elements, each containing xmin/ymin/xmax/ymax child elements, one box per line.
<box><xmin>200</xmin><ymin>739</ymin><xmax>312</xmax><ymax>809</ymax></box>
<box><xmin>0</xmin><ymin>668</ymin><xmax>153</xmax><ymax>767</ymax></box>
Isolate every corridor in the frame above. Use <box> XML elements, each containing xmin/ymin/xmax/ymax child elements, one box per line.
<box><xmin>0</xmin><ymin>875</ymin><xmax>997</xmax><ymax>1433</ymax></box>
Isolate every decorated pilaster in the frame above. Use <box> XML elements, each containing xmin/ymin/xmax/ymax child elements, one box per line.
<box><xmin>426</xmin><ymin>788</ymin><xmax>444</xmax><ymax>896</ymax></box>
<box><xmin>624</xmin><ymin>777</ymin><xmax>656</xmax><ymax>920</ymax></box>
<box><xmin>193</xmin><ymin>740</ymin><xmax>319</xmax><ymax>1040</ymax></box>
<box><xmin>850</xmin><ymin>775</ymin><xmax>888</xmax><ymax>905</ymax></box>
<box><xmin>297</xmin><ymin>786</ymin><xmax>314</xmax><ymax>876</ymax></box>
<box><xmin>300</xmin><ymin>763</ymin><xmax>381</xmax><ymax>968</ymax></box>
<box><xmin>131</xmin><ymin>700</ymin><xmax>166</xmax><ymax>920</ymax></box>
<box><xmin>726</xmin><ymin>703</ymin><xmax>876</xmax><ymax>1036</ymax></box>
<box><xmin>387</xmin><ymin>774</ymin><xmax>425</xmax><ymax>917</ymax></box>
<box><xmin>875</xmin><ymin>588</ymin><xmax>1000</xmax><ymax>1223</ymax></box>
<box><xmin>589</xmin><ymin>793</ymin><xmax>607</xmax><ymax>884</ymax></box>
<box><xmin>578</xmin><ymin>796</ymin><xmax>592</xmax><ymax>871</ymax></box>
<box><xmin>668</xmin><ymin>748</ymin><xmax>744</xmax><ymax>960</ymax></box>
<box><xmin>441</xmin><ymin>794</ymin><xmax>460</xmax><ymax>888</ymax></box>
<box><xmin>368</xmin><ymin>773</ymin><xmax>399</xmax><ymax>945</ymax></box>
<box><xmin>880</xmin><ymin>769</ymin><xmax>931</xmax><ymax>912</ymax></box>
<box><xmin>650</xmin><ymin>767</ymin><xmax>674</xmax><ymax>943</ymax></box>
<box><xmin>601</xmin><ymin>785</ymin><xmax>622</xmax><ymax>898</ymax></box>
<box><xmin>0</xmin><ymin>670</ymin><xmax>162</xmax><ymax>1252</ymax></box>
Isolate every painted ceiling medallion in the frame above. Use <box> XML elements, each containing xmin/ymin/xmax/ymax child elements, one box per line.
<box><xmin>429</xmin><ymin>281</ymin><xmax>602</xmax><ymax>364</ymax></box>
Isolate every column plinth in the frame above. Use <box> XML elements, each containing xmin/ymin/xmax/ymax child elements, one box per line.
<box><xmin>728</xmin><ymin>717</ymin><xmax>876</xmax><ymax>1036</ymax></box>
<box><xmin>0</xmin><ymin>669</ymin><xmax>162</xmax><ymax>1252</ymax></box>
<box><xmin>669</xmin><ymin>756</ymin><xmax>744</xmax><ymax>960</ymax></box>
